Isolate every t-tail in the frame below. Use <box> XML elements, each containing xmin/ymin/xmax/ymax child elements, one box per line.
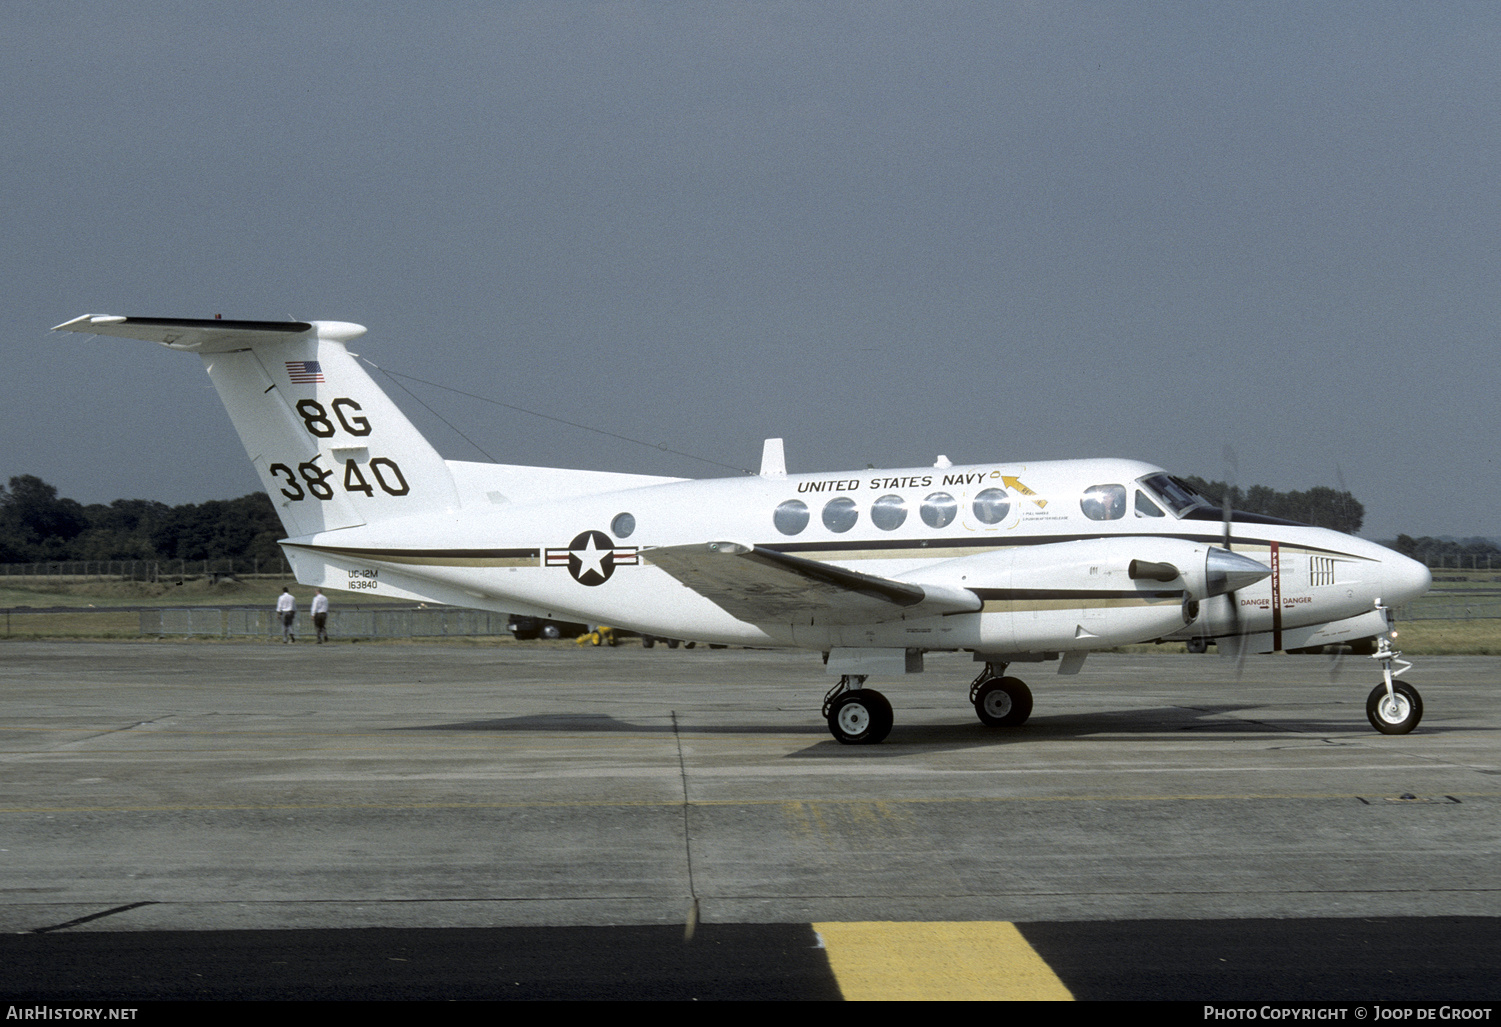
<box><xmin>52</xmin><ymin>315</ymin><xmax>460</xmax><ymax>540</ymax></box>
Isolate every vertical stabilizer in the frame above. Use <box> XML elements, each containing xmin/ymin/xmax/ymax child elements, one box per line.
<box><xmin>54</xmin><ymin>315</ymin><xmax>460</xmax><ymax>538</ymax></box>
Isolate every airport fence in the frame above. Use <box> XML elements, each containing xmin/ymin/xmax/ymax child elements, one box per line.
<box><xmin>123</xmin><ymin>598</ymin><xmax>1501</xmax><ymax>633</ymax></box>
<box><xmin>1398</xmin><ymin>596</ymin><xmax>1501</xmax><ymax>621</ymax></box>
<box><xmin>139</xmin><ymin>606</ymin><xmax>515</xmax><ymax>640</ymax></box>
<box><xmin>0</xmin><ymin>558</ymin><xmax>290</xmax><ymax>583</ymax></box>
<box><xmin>1418</xmin><ymin>554</ymin><xmax>1499</xmax><ymax>570</ymax></box>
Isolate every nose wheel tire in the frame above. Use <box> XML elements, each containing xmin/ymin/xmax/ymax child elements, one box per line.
<box><xmin>827</xmin><ymin>689</ymin><xmax>894</xmax><ymax>745</ymax></box>
<box><xmin>974</xmin><ymin>677</ymin><xmax>1033</xmax><ymax>727</ymax></box>
<box><xmin>1366</xmin><ymin>680</ymin><xmax>1422</xmax><ymax>735</ymax></box>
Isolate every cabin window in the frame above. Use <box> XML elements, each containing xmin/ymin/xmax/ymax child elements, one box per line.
<box><xmin>822</xmin><ymin>496</ymin><xmax>859</xmax><ymax>533</ymax></box>
<box><xmin>871</xmin><ymin>494</ymin><xmax>907</xmax><ymax>531</ymax></box>
<box><xmin>1081</xmin><ymin>484</ymin><xmax>1127</xmax><ymax>521</ymax></box>
<box><xmin>1134</xmin><ymin>491</ymin><xmax>1165</xmax><ymax>518</ymax></box>
<box><xmin>773</xmin><ymin>499</ymin><xmax>810</xmax><ymax>535</ymax></box>
<box><xmin>611</xmin><ymin>512</ymin><xmax>636</xmax><ymax>538</ymax></box>
<box><xmin>921</xmin><ymin>492</ymin><xmax>957</xmax><ymax>529</ymax></box>
<box><xmin>971</xmin><ymin>488</ymin><xmax>1010</xmax><ymax>525</ymax></box>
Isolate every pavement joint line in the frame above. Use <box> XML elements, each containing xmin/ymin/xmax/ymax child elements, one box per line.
<box><xmin>31</xmin><ymin>901</ymin><xmax>158</xmax><ymax>934</ymax></box>
<box><xmin>671</xmin><ymin>710</ymin><xmax>700</xmax><ymax>941</ymax></box>
<box><xmin>3</xmin><ymin>790</ymin><xmax>1498</xmax><ymax>814</ymax></box>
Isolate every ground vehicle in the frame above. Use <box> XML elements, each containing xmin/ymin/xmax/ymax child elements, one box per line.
<box><xmin>507</xmin><ymin>615</ymin><xmax>587</xmax><ymax>641</ymax></box>
<box><xmin>640</xmin><ymin>634</ymin><xmax>696</xmax><ymax>649</ymax></box>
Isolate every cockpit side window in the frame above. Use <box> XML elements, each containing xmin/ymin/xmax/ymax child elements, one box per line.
<box><xmin>1080</xmin><ymin>484</ymin><xmax>1127</xmax><ymax>521</ymax></box>
<box><xmin>1139</xmin><ymin>473</ymin><xmax>1210</xmax><ymax>517</ymax></box>
<box><xmin>1134</xmin><ymin>491</ymin><xmax>1165</xmax><ymax>518</ymax></box>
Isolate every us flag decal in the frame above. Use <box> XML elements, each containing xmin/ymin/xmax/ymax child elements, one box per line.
<box><xmin>286</xmin><ymin>360</ymin><xmax>324</xmax><ymax>384</ymax></box>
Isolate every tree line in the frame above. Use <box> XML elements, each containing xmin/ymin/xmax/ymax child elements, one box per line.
<box><xmin>1385</xmin><ymin>535</ymin><xmax>1501</xmax><ymax>565</ymax></box>
<box><xmin>0</xmin><ymin>474</ymin><xmax>283</xmax><ymax>565</ymax></box>
<box><xmin>1178</xmin><ymin>476</ymin><xmax>1365</xmax><ymax>535</ymax></box>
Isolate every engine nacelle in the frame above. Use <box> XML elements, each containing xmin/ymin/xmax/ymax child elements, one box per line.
<box><xmin>901</xmin><ymin>536</ymin><xmax>1269</xmax><ymax>652</ymax></box>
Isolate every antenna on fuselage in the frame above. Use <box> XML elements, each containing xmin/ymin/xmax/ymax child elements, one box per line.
<box><xmin>760</xmin><ymin>438</ymin><xmax>787</xmax><ymax>478</ymax></box>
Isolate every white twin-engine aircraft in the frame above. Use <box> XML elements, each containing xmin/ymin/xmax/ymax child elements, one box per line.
<box><xmin>58</xmin><ymin>315</ymin><xmax>1434</xmax><ymax>744</ymax></box>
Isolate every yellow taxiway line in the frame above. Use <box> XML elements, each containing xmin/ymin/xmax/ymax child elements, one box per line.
<box><xmin>813</xmin><ymin>921</ymin><xmax>1073</xmax><ymax>1001</ymax></box>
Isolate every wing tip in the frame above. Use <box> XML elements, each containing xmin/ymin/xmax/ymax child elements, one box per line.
<box><xmin>52</xmin><ymin>314</ymin><xmax>125</xmax><ymax>332</ymax></box>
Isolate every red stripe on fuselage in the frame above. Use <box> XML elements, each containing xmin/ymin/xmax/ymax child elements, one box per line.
<box><xmin>1270</xmin><ymin>541</ymin><xmax>1282</xmax><ymax>651</ymax></box>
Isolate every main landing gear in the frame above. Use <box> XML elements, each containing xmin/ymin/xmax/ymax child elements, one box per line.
<box><xmin>823</xmin><ymin>676</ymin><xmax>893</xmax><ymax>745</ymax></box>
<box><xmin>821</xmin><ymin>664</ymin><xmax>1037</xmax><ymax>744</ymax></box>
<box><xmin>970</xmin><ymin>664</ymin><xmax>1033</xmax><ymax>727</ymax></box>
<box><xmin>1366</xmin><ymin>629</ymin><xmax>1422</xmax><ymax>735</ymax></box>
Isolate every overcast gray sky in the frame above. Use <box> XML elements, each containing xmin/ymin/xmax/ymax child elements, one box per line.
<box><xmin>3</xmin><ymin>2</ymin><xmax>1495</xmax><ymax>541</ymax></box>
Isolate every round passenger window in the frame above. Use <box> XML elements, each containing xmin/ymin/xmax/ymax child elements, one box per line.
<box><xmin>972</xmin><ymin>488</ymin><xmax>1010</xmax><ymax>525</ymax></box>
<box><xmin>921</xmin><ymin>492</ymin><xmax>957</xmax><ymax>529</ymax></box>
<box><xmin>611</xmin><ymin>512</ymin><xmax>636</xmax><ymax>538</ymax></box>
<box><xmin>871</xmin><ymin>494</ymin><xmax>907</xmax><ymax>531</ymax></box>
<box><xmin>822</xmin><ymin>497</ymin><xmax>859</xmax><ymax>533</ymax></box>
<box><xmin>1080</xmin><ymin>484</ymin><xmax>1127</xmax><ymax>521</ymax></box>
<box><xmin>774</xmin><ymin>499</ymin><xmax>810</xmax><ymax>535</ymax></box>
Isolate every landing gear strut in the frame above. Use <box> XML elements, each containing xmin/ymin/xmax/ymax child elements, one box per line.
<box><xmin>1366</xmin><ymin>618</ymin><xmax>1422</xmax><ymax>734</ymax></box>
<box><xmin>823</xmin><ymin>675</ymin><xmax>893</xmax><ymax>744</ymax></box>
<box><xmin>970</xmin><ymin>664</ymin><xmax>1033</xmax><ymax>727</ymax></box>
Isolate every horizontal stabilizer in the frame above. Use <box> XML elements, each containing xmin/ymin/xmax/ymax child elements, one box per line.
<box><xmin>642</xmin><ymin>542</ymin><xmax>980</xmax><ymax>626</ymax></box>
<box><xmin>52</xmin><ymin>314</ymin><xmax>362</xmax><ymax>353</ymax></box>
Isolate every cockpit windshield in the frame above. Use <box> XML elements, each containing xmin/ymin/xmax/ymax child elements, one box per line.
<box><xmin>1138</xmin><ymin>473</ymin><xmax>1212</xmax><ymax>517</ymax></box>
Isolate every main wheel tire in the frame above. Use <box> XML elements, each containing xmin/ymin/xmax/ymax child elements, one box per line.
<box><xmin>827</xmin><ymin>689</ymin><xmax>894</xmax><ymax>745</ymax></box>
<box><xmin>975</xmin><ymin>677</ymin><xmax>1033</xmax><ymax>727</ymax></box>
<box><xmin>541</xmin><ymin>624</ymin><xmax>561</xmax><ymax>640</ymax></box>
<box><xmin>667</xmin><ymin>639</ymin><xmax>680</xmax><ymax>649</ymax></box>
<box><xmin>1367</xmin><ymin>680</ymin><xmax>1423</xmax><ymax>734</ymax></box>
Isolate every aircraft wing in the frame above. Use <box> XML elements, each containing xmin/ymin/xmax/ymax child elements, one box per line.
<box><xmin>642</xmin><ymin>542</ymin><xmax>981</xmax><ymax>626</ymax></box>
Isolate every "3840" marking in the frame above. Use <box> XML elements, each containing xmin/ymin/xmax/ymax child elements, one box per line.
<box><xmin>270</xmin><ymin>397</ymin><xmax>411</xmax><ymax>501</ymax></box>
<box><xmin>270</xmin><ymin>456</ymin><xmax>408</xmax><ymax>501</ymax></box>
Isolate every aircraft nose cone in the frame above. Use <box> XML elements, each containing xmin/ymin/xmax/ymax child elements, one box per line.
<box><xmin>1382</xmin><ymin>553</ymin><xmax>1432</xmax><ymax>607</ymax></box>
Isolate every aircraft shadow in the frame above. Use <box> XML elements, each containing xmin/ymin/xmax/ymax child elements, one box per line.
<box><xmin>398</xmin><ymin>714</ymin><xmax>827</xmax><ymax>735</ymax></box>
<box><xmin>842</xmin><ymin>704</ymin><xmax>1477</xmax><ymax>756</ymax></box>
<box><xmin>399</xmin><ymin>704</ymin><xmax>1475</xmax><ymax>753</ymax></box>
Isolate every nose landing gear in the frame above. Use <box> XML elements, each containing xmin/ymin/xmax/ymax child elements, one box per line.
<box><xmin>1366</xmin><ymin>602</ymin><xmax>1422</xmax><ymax>735</ymax></box>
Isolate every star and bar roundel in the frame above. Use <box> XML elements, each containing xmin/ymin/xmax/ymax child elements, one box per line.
<box><xmin>545</xmin><ymin>531</ymin><xmax>639</xmax><ymax>586</ymax></box>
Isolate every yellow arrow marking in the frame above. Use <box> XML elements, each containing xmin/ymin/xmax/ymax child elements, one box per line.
<box><xmin>814</xmin><ymin>921</ymin><xmax>1074</xmax><ymax>1001</ymax></box>
<box><xmin>1001</xmin><ymin>476</ymin><xmax>1047</xmax><ymax>510</ymax></box>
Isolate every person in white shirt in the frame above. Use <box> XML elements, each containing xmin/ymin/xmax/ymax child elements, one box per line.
<box><xmin>311</xmin><ymin>589</ymin><xmax>330</xmax><ymax>644</ymax></box>
<box><xmin>275</xmin><ymin>588</ymin><xmax>297</xmax><ymax>643</ymax></box>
